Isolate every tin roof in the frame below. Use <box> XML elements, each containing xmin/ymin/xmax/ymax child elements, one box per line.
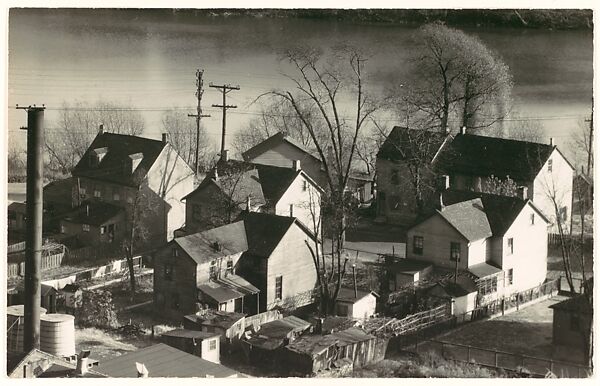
<box><xmin>95</xmin><ymin>344</ymin><xmax>240</xmax><ymax>378</ymax></box>
<box><xmin>286</xmin><ymin>327</ymin><xmax>375</xmax><ymax>357</ymax></box>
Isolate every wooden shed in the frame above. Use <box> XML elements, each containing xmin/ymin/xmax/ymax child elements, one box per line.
<box><xmin>160</xmin><ymin>329</ymin><xmax>221</xmax><ymax>364</ymax></box>
<box><xmin>335</xmin><ymin>287</ymin><xmax>379</xmax><ymax>320</ymax></box>
<box><xmin>11</xmin><ymin>284</ymin><xmax>58</xmax><ymax>313</ymax></box>
<box><xmin>549</xmin><ymin>294</ymin><xmax>593</xmax><ymax>364</ymax></box>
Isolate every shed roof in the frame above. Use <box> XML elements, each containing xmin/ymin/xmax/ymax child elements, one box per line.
<box><xmin>215</xmin><ymin>274</ymin><xmax>260</xmax><ymax>295</ymax></box>
<box><xmin>433</xmin><ymin>275</ymin><xmax>479</xmax><ymax>298</ymax></box>
<box><xmin>186</xmin><ymin>310</ymin><xmax>246</xmax><ymax>329</ymax></box>
<box><xmin>72</xmin><ymin>132</ymin><xmax>167</xmax><ymax>187</ymax></box>
<box><xmin>387</xmin><ymin>258</ymin><xmax>433</xmax><ymax>274</ymax></box>
<box><xmin>257</xmin><ymin>316</ymin><xmax>311</xmax><ymax>339</ymax></box>
<box><xmin>174</xmin><ymin>221</ymin><xmax>248</xmax><ymax>264</ymax></box>
<box><xmin>198</xmin><ymin>282</ymin><xmax>244</xmax><ymax>303</ymax></box>
<box><xmin>286</xmin><ymin>327</ymin><xmax>375</xmax><ymax>357</ymax></box>
<box><xmin>96</xmin><ymin>343</ymin><xmax>239</xmax><ymax>377</ymax></box>
<box><xmin>468</xmin><ymin>262</ymin><xmax>502</xmax><ymax>279</ymax></box>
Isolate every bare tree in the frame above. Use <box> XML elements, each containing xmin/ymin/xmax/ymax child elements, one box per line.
<box><xmin>355</xmin><ymin>119</ymin><xmax>389</xmax><ymax>176</ymax></box>
<box><xmin>8</xmin><ymin>146</ymin><xmax>26</xmax><ymax>182</ymax></box>
<box><xmin>481</xmin><ymin>175</ymin><xmax>518</xmax><ymax>197</ymax></box>
<box><xmin>399</xmin><ymin>22</ymin><xmax>512</xmax><ymax>133</ymax></box>
<box><xmin>260</xmin><ymin>44</ymin><xmax>378</xmax><ymax>314</ymax></box>
<box><xmin>45</xmin><ymin>100</ymin><xmax>146</xmax><ymax>177</ymax></box>
<box><xmin>161</xmin><ymin>109</ymin><xmax>216</xmax><ymax>172</ymax></box>
<box><xmin>572</xmin><ymin>118</ymin><xmax>594</xmax><ymax>176</ymax></box>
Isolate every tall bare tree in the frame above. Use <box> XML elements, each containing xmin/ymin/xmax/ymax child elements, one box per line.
<box><xmin>45</xmin><ymin>100</ymin><xmax>145</xmax><ymax>177</ymax></box>
<box><xmin>261</xmin><ymin>44</ymin><xmax>378</xmax><ymax>314</ymax></box>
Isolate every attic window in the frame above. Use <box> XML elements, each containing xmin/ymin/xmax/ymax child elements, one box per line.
<box><xmin>128</xmin><ymin>152</ymin><xmax>144</xmax><ymax>173</ymax></box>
<box><xmin>547</xmin><ymin>159</ymin><xmax>553</xmax><ymax>172</ymax></box>
<box><xmin>212</xmin><ymin>241</ymin><xmax>222</xmax><ymax>252</ymax></box>
<box><xmin>91</xmin><ymin>147</ymin><xmax>108</xmax><ymax>167</ymax></box>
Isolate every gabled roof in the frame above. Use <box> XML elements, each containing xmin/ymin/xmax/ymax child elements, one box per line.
<box><xmin>441</xmin><ymin>190</ymin><xmax>548</xmax><ymax>235</ymax></box>
<box><xmin>7</xmin><ymin>349</ymin><xmax>105</xmax><ymax>378</ymax></box>
<box><xmin>377</xmin><ymin>126</ymin><xmax>449</xmax><ymax>163</ymax></box>
<box><xmin>437</xmin><ymin>198</ymin><xmax>492</xmax><ymax>241</ymax></box>
<box><xmin>174</xmin><ymin>221</ymin><xmax>248</xmax><ymax>265</ymax></box>
<box><xmin>440</xmin><ymin>133</ymin><xmax>560</xmax><ymax>181</ymax></box>
<box><xmin>72</xmin><ymin>132</ymin><xmax>166</xmax><ymax>187</ymax></box>
<box><xmin>95</xmin><ymin>343</ymin><xmax>240</xmax><ymax>378</ymax></box>
<box><xmin>336</xmin><ymin>287</ymin><xmax>378</xmax><ymax>303</ymax></box>
<box><xmin>256</xmin><ymin>163</ymin><xmax>303</xmax><ymax>204</ymax></box>
<box><xmin>242</xmin><ymin>132</ymin><xmax>321</xmax><ymax>164</ymax></box>
<box><xmin>239</xmin><ymin>212</ymin><xmax>302</xmax><ymax>258</ymax></box>
<box><xmin>61</xmin><ymin>201</ymin><xmax>124</xmax><ymax>226</ymax></box>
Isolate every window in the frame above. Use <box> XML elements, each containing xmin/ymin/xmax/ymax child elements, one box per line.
<box><xmin>172</xmin><ymin>248</ymin><xmax>179</xmax><ymax>257</ymax></box>
<box><xmin>226</xmin><ymin>260</ymin><xmax>233</xmax><ymax>274</ymax></box>
<box><xmin>164</xmin><ymin>265</ymin><xmax>173</xmax><ymax>281</ymax></box>
<box><xmin>82</xmin><ymin>224</ymin><xmax>90</xmax><ymax>232</ymax></box>
<box><xmin>507</xmin><ymin>268</ymin><xmax>514</xmax><ymax>285</ymax></box>
<box><xmin>302</xmin><ymin>180</ymin><xmax>308</xmax><ymax>192</ymax></box>
<box><xmin>209</xmin><ymin>339</ymin><xmax>217</xmax><ymax>351</ymax></box>
<box><xmin>479</xmin><ymin>276</ymin><xmax>498</xmax><ymax>295</ymax></box>
<box><xmin>570</xmin><ymin>314</ymin><xmax>581</xmax><ymax>331</ymax></box>
<box><xmin>530</xmin><ymin>213</ymin><xmax>535</xmax><ymax>225</ymax></box>
<box><xmin>391</xmin><ymin>169</ymin><xmax>400</xmax><ymax>185</ymax></box>
<box><xmin>547</xmin><ymin>159</ymin><xmax>553</xmax><ymax>172</ymax></box>
<box><xmin>275</xmin><ymin>276</ymin><xmax>283</xmax><ymax>300</ymax></box>
<box><xmin>100</xmin><ymin>226</ymin><xmax>106</xmax><ymax>235</ymax></box>
<box><xmin>209</xmin><ymin>261</ymin><xmax>217</xmax><ymax>279</ymax></box>
<box><xmin>94</xmin><ymin>189</ymin><xmax>101</xmax><ymax>198</ymax></box>
<box><xmin>60</xmin><ymin>224</ymin><xmax>66</xmax><ymax>234</ymax></box>
<box><xmin>113</xmin><ymin>191</ymin><xmax>120</xmax><ymax>201</ymax></box>
<box><xmin>413</xmin><ymin>236</ymin><xmax>424</xmax><ymax>255</ymax></box>
<box><xmin>219</xmin><ymin>303</ymin><xmax>227</xmax><ymax>311</ymax></box>
<box><xmin>289</xmin><ymin>204</ymin><xmax>294</xmax><ymax>217</ymax></box>
<box><xmin>171</xmin><ymin>293</ymin><xmax>179</xmax><ymax>310</ymax></box>
<box><xmin>337</xmin><ymin>304</ymin><xmax>349</xmax><ymax>316</ymax></box>
<box><xmin>507</xmin><ymin>238</ymin><xmax>514</xmax><ymax>255</ymax></box>
<box><xmin>450</xmin><ymin>242</ymin><xmax>461</xmax><ymax>262</ymax></box>
<box><xmin>79</xmin><ymin>187</ymin><xmax>87</xmax><ymax>199</ymax></box>
<box><xmin>192</xmin><ymin>204</ymin><xmax>202</xmax><ymax>221</ymax></box>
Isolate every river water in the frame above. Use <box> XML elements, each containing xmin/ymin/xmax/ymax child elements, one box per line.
<box><xmin>7</xmin><ymin>9</ymin><xmax>593</xmax><ymax>165</ymax></box>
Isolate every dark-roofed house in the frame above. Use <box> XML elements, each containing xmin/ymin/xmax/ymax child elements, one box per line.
<box><xmin>95</xmin><ymin>343</ymin><xmax>241</xmax><ymax>378</ymax></box>
<box><xmin>70</xmin><ymin>129</ymin><xmax>194</xmax><ymax>249</ymax></box>
<box><xmin>242</xmin><ymin>132</ymin><xmax>374</xmax><ymax>205</ymax></box>
<box><xmin>376</xmin><ymin>127</ymin><xmax>574</xmax><ymax>230</ymax></box>
<box><xmin>59</xmin><ymin>201</ymin><xmax>126</xmax><ymax>246</ymax></box>
<box><xmin>335</xmin><ymin>287</ymin><xmax>379</xmax><ymax>320</ymax></box>
<box><xmin>180</xmin><ymin>154</ymin><xmax>322</xmax><ymax>234</ymax></box>
<box><xmin>154</xmin><ymin>212</ymin><xmax>318</xmax><ymax>317</ymax></box>
<box><xmin>549</xmin><ymin>293</ymin><xmax>593</xmax><ymax>364</ymax></box>
<box><xmin>407</xmin><ymin>189</ymin><xmax>550</xmax><ymax>302</ymax></box>
<box><xmin>160</xmin><ymin>329</ymin><xmax>221</xmax><ymax>364</ymax></box>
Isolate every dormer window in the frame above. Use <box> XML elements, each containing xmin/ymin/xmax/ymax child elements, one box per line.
<box><xmin>90</xmin><ymin>147</ymin><xmax>108</xmax><ymax>167</ymax></box>
<box><xmin>212</xmin><ymin>241</ymin><xmax>222</xmax><ymax>252</ymax></box>
<box><xmin>128</xmin><ymin>152</ymin><xmax>143</xmax><ymax>174</ymax></box>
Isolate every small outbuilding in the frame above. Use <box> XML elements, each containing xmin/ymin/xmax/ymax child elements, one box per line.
<box><xmin>549</xmin><ymin>294</ymin><xmax>593</xmax><ymax>364</ymax></box>
<box><xmin>335</xmin><ymin>287</ymin><xmax>379</xmax><ymax>319</ymax></box>
<box><xmin>160</xmin><ymin>329</ymin><xmax>221</xmax><ymax>364</ymax></box>
<box><xmin>61</xmin><ymin>284</ymin><xmax>83</xmax><ymax>310</ymax></box>
<box><xmin>386</xmin><ymin>258</ymin><xmax>433</xmax><ymax>291</ymax></box>
<box><xmin>426</xmin><ymin>275</ymin><xmax>478</xmax><ymax>320</ymax></box>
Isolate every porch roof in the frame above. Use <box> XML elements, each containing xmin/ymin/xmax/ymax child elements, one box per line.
<box><xmin>468</xmin><ymin>262</ymin><xmax>502</xmax><ymax>278</ymax></box>
<box><xmin>198</xmin><ymin>282</ymin><xmax>244</xmax><ymax>303</ymax></box>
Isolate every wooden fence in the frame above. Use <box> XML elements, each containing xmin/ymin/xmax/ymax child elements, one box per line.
<box><xmin>420</xmin><ymin>339</ymin><xmax>592</xmax><ymax>378</ymax></box>
<box><xmin>7</xmin><ymin>245</ymin><xmax>66</xmax><ymax>278</ymax></box>
<box><xmin>364</xmin><ymin>303</ymin><xmax>450</xmax><ymax>337</ymax></box>
<box><xmin>6</xmin><ymin>241</ymin><xmax>26</xmax><ymax>254</ymax></box>
<box><xmin>64</xmin><ymin>244</ymin><xmax>123</xmax><ymax>263</ymax></box>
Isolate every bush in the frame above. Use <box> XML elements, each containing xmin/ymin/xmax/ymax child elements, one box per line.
<box><xmin>76</xmin><ymin>289</ymin><xmax>119</xmax><ymax>329</ymax></box>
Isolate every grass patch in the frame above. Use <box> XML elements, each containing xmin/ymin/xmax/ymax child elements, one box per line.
<box><xmin>76</xmin><ymin>327</ymin><xmax>141</xmax><ymax>360</ymax></box>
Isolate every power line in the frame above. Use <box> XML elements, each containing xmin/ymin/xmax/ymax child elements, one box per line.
<box><xmin>188</xmin><ymin>69</ymin><xmax>211</xmax><ymax>176</ymax></box>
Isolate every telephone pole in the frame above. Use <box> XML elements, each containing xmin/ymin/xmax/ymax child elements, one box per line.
<box><xmin>210</xmin><ymin>83</ymin><xmax>240</xmax><ymax>155</ymax></box>
<box><xmin>17</xmin><ymin>104</ymin><xmax>45</xmax><ymax>351</ymax></box>
<box><xmin>188</xmin><ymin>69</ymin><xmax>211</xmax><ymax>176</ymax></box>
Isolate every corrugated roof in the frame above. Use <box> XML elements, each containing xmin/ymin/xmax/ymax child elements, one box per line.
<box><xmin>61</xmin><ymin>201</ymin><xmax>124</xmax><ymax>226</ymax></box>
<box><xmin>198</xmin><ymin>282</ymin><xmax>244</xmax><ymax>303</ymax></box>
<box><xmin>438</xmin><ymin>198</ymin><xmax>492</xmax><ymax>241</ymax></box>
<box><xmin>174</xmin><ymin>221</ymin><xmax>248</xmax><ymax>265</ymax></box>
<box><xmin>95</xmin><ymin>344</ymin><xmax>239</xmax><ymax>378</ymax></box>
<box><xmin>160</xmin><ymin>329</ymin><xmax>220</xmax><ymax>340</ymax></box>
<box><xmin>468</xmin><ymin>262</ymin><xmax>502</xmax><ymax>278</ymax></box>
<box><xmin>72</xmin><ymin>133</ymin><xmax>166</xmax><ymax>187</ymax></box>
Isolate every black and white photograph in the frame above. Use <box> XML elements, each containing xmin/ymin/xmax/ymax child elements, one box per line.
<box><xmin>2</xmin><ymin>2</ymin><xmax>596</xmax><ymax>379</ymax></box>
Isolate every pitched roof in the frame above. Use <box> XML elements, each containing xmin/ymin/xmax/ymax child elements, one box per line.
<box><xmin>377</xmin><ymin>126</ymin><xmax>449</xmax><ymax>163</ymax></box>
<box><xmin>440</xmin><ymin>133</ymin><xmax>558</xmax><ymax>181</ymax></box>
<box><xmin>256</xmin><ymin>316</ymin><xmax>311</xmax><ymax>339</ymax></box>
<box><xmin>72</xmin><ymin>133</ymin><xmax>166</xmax><ymax>187</ymax></box>
<box><xmin>387</xmin><ymin>259</ymin><xmax>433</xmax><ymax>274</ymax></box>
<box><xmin>549</xmin><ymin>294</ymin><xmax>593</xmax><ymax>315</ymax></box>
<box><xmin>437</xmin><ymin>198</ymin><xmax>493</xmax><ymax>241</ymax></box>
<box><xmin>215</xmin><ymin>274</ymin><xmax>260</xmax><ymax>295</ymax></box>
<box><xmin>96</xmin><ymin>343</ymin><xmax>240</xmax><ymax>378</ymax></box>
<box><xmin>7</xmin><ymin>349</ymin><xmax>105</xmax><ymax>378</ymax></box>
<box><xmin>239</xmin><ymin>212</ymin><xmax>297</xmax><ymax>258</ymax></box>
<box><xmin>43</xmin><ymin>177</ymin><xmax>73</xmax><ymax>206</ymax></box>
<box><xmin>256</xmin><ymin>163</ymin><xmax>301</xmax><ymax>204</ymax></box>
<box><xmin>242</xmin><ymin>132</ymin><xmax>321</xmax><ymax>164</ymax></box>
<box><xmin>61</xmin><ymin>201</ymin><xmax>124</xmax><ymax>226</ymax></box>
<box><xmin>174</xmin><ymin>221</ymin><xmax>248</xmax><ymax>264</ymax></box>
<box><xmin>336</xmin><ymin>287</ymin><xmax>376</xmax><ymax>303</ymax></box>
<box><xmin>441</xmin><ymin>190</ymin><xmax>546</xmax><ymax>236</ymax></box>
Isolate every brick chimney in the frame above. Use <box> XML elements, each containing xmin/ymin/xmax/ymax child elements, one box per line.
<box><xmin>98</xmin><ymin>124</ymin><xmax>104</xmax><ymax>134</ymax></box>
<box><xmin>439</xmin><ymin>175</ymin><xmax>450</xmax><ymax>190</ymax></box>
<box><xmin>136</xmin><ymin>362</ymin><xmax>149</xmax><ymax>378</ymax></box>
<box><xmin>221</xmin><ymin>149</ymin><xmax>229</xmax><ymax>162</ymax></box>
<box><xmin>75</xmin><ymin>351</ymin><xmax>91</xmax><ymax>376</ymax></box>
<box><xmin>550</xmin><ymin>137</ymin><xmax>555</xmax><ymax>146</ymax></box>
<box><xmin>460</xmin><ymin>126</ymin><xmax>466</xmax><ymax>135</ymax></box>
<box><xmin>162</xmin><ymin>133</ymin><xmax>167</xmax><ymax>144</ymax></box>
<box><xmin>293</xmin><ymin>160</ymin><xmax>301</xmax><ymax>171</ymax></box>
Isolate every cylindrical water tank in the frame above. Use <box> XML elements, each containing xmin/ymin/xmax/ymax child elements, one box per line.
<box><xmin>6</xmin><ymin>305</ymin><xmax>47</xmax><ymax>354</ymax></box>
<box><xmin>40</xmin><ymin>313</ymin><xmax>75</xmax><ymax>357</ymax></box>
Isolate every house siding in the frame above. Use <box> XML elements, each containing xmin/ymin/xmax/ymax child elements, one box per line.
<box><xmin>275</xmin><ymin>173</ymin><xmax>321</xmax><ymax>233</ymax></box>
<box><xmin>406</xmin><ymin>214</ymin><xmax>471</xmax><ymax>270</ymax></box>
<box><xmin>246</xmin><ymin>143</ymin><xmax>323</xmax><ymax>186</ymax></box>
<box><xmin>264</xmin><ymin>224</ymin><xmax>318</xmax><ymax>311</ymax></box>
<box><xmin>376</xmin><ymin>158</ymin><xmax>422</xmax><ymax>225</ymax></box>
<box><xmin>60</xmin><ymin>211</ymin><xmax>126</xmax><ymax>246</ymax></box>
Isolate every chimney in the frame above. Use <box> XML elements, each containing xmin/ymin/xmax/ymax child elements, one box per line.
<box><xmin>85</xmin><ymin>204</ymin><xmax>89</xmax><ymax>217</ymax></box>
<box><xmin>76</xmin><ymin>351</ymin><xmax>91</xmax><ymax>376</ymax></box>
<box><xmin>460</xmin><ymin>126</ymin><xmax>467</xmax><ymax>135</ymax></box>
<box><xmin>246</xmin><ymin>196</ymin><xmax>252</xmax><ymax>212</ymax></box>
<box><xmin>439</xmin><ymin>193</ymin><xmax>445</xmax><ymax>210</ymax></box>
<box><xmin>293</xmin><ymin>160</ymin><xmax>301</xmax><ymax>171</ymax></box>
<box><xmin>162</xmin><ymin>133</ymin><xmax>167</xmax><ymax>144</ymax></box>
<box><xmin>440</xmin><ymin>175</ymin><xmax>450</xmax><ymax>190</ymax></box>
<box><xmin>518</xmin><ymin>186</ymin><xmax>528</xmax><ymax>200</ymax></box>
<box><xmin>212</xmin><ymin>167</ymin><xmax>219</xmax><ymax>181</ymax></box>
<box><xmin>136</xmin><ymin>362</ymin><xmax>149</xmax><ymax>378</ymax></box>
<box><xmin>352</xmin><ymin>264</ymin><xmax>358</xmax><ymax>299</ymax></box>
<box><xmin>221</xmin><ymin>149</ymin><xmax>229</xmax><ymax>162</ymax></box>
<box><xmin>550</xmin><ymin>137</ymin><xmax>555</xmax><ymax>146</ymax></box>
<box><xmin>98</xmin><ymin>124</ymin><xmax>104</xmax><ymax>134</ymax></box>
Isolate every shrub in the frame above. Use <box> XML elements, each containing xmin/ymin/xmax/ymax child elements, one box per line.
<box><xmin>76</xmin><ymin>289</ymin><xmax>119</xmax><ymax>329</ymax></box>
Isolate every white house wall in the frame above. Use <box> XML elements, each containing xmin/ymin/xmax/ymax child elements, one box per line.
<box><xmin>532</xmin><ymin>149</ymin><xmax>573</xmax><ymax>232</ymax></box>
<box><xmin>275</xmin><ymin>173</ymin><xmax>321</xmax><ymax>233</ymax></box>
<box><xmin>147</xmin><ymin>145</ymin><xmax>195</xmax><ymax>241</ymax></box>
<box><xmin>351</xmin><ymin>295</ymin><xmax>377</xmax><ymax>319</ymax></box>
<box><xmin>468</xmin><ymin>238</ymin><xmax>488</xmax><ymax>266</ymax></box>
<box><xmin>501</xmin><ymin>203</ymin><xmax>548</xmax><ymax>292</ymax></box>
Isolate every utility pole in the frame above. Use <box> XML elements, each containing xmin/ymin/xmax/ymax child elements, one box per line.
<box><xmin>188</xmin><ymin>69</ymin><xmax>211</xmax><ymax>176</ymax></box>
<box><xmin>210</xmin><ymin>83</ymin><xmax>240</xmax><ymax>155</ymax></box>
<box><xmin>17</xmin><ymin>104</ymin><xmax>45</xmax><ymax>351</ymax></box>
<box><xmin>585</xmin><ymin>100</ymin><xmax>593</xmax><ymax>177</ymax></box>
